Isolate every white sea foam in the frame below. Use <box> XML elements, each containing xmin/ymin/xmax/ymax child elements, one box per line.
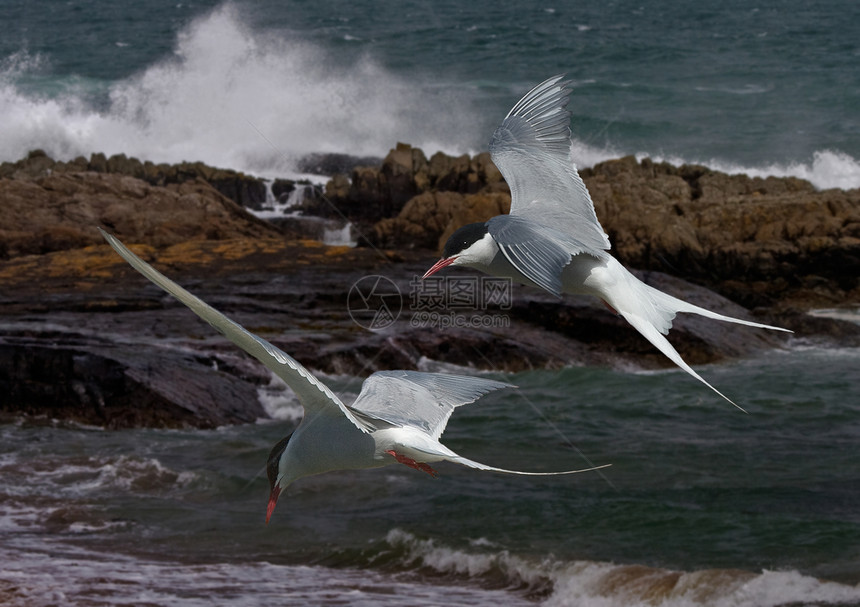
<box><xmin>12</xmin><ymin>526</ymin><xmax>854</xmax><ymax>607</ymax></box>
<box><xmin>0</xmin><ymin>540</ymin><xmax>528</xmax><ymax>607</ymax></box>
<box><xmin>256</xmin><ymin>382</ymin><xmax>304</xmax><ymax>422</ymax></box>
<box><xmin>386</xmin><ymin>528</ymin><xmax>550</xmax><ymax>588</ymax></box>
<box><xmin>809</xmin><ymin>307</ymin><xmax>860</xmax><ymax>325</ymax></box>
<box><xmin>1</xmin><ymin>453</ymin><xmax>196</xmax><ymax>496</ymax></box>
<box><xmin>322</xmin><ymin>223</ymin><xmax>356</xmax><ymax>247</ymax></box>
<box><xmin>3</xmin><ymin>4</ymin><xmax>857</xmax><ymax>190</ymax></box>
<box><xmin>571</xmin><ymin>135</ymin><xmax>860</xmax><ymax>192</ymax></box>
<box><xmin>643</xmin><ymin>148</ymin><xmax>860</xmax><ymax>190</ymax></box>
<box><xmin>0</xmin><ymin>4</ymin><xmax>481</xmax><ymax>178</ymax></box>
<box><xmin>69</xmin><ymin>455</ymin><xmax>197</xmax><ymax>493</ymax></box>
<box><xmin>385</xmin><ymin>528</ymin><xmax>860</xmax><ymax>607</ymax></box>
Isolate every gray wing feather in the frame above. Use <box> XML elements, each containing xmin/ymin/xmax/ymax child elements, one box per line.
<box><xmin>488</xmin><ymin>215</ymin><xmax>589</xmax><ymax>297</ymax></box>
<box><xmin>489</xmin><ymin>75</ymin><xmax>610</xmax><ymax>253</ymax></box>
<box><xmin>349</xmin><ymin>371</ymin><xmax>513</xmax><ymax>440</ymax></box>
<box><xmin>99</xmin><ymin>229</ymin><xmax>370</xmax><ymax>433</ymax></box>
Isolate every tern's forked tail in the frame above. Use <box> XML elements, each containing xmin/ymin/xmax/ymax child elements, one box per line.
<box><xmin>606</xmin><ymin>272</ymin><xmax>791</xmax><ymax>411</ymax></box>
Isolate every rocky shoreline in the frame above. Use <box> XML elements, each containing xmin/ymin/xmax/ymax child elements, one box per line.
<box><xmin>1</xmin><ymin>148</ymin><xmax>858</xmax><ymax>428</ymax></box>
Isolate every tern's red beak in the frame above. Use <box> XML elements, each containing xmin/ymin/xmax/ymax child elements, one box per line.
<box><xmin>422</xmin><ymin>256</ymin><xmax>457</xmax><ymax>279</ymax></box>
<box><xmin>266</xmin><ymin>485</ymin><xmax>281</xmax><ymax>524</ymax></box>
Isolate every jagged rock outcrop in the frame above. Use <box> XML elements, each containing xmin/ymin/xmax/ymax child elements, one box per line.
<box><xmin>372</xmin><ymin>190</ymin><xmax>511</xmax><ymax>249</ymax></box>
<box><xmin>360</xmin><ymin>153</ymin><xmax>860</xmax><ymax>309</ymax></box>
<box><xmin>296</xmin><ymin>152</ymin><xmax>384</xmax><ymax>177</ymax></box>
<box><xmin>5</xmin><ymin>237</ymin><xmax>834</xmax><ymax>430</ymax></box>
<box><xmin>1</xmin><ymin>147</ymin><xmax>858</xmax><ymax>429</ymax></box>
<box><xmin>0</xmin><ymin>236</ymin><xmax>388</xmax><ymax>429</ymax></box>
<box><xmin>0</xmin><ymin>163</ymin><xmax>281</xmax><ymax>258</ymax></box>
<box><xmin>582</xmin><ymin>157</ymin><xmax>860</xmax><ymax>308</ymax></box>
<box><xmin>305</xmin><ymin>143</ymin><xmax>504</xmax><ymax>230</ymax></box>
<box><xmin>0</xmin><ymin>149</ymin><xmax>272</xmax><ymax>210</ymax></box>
<box><xmin>0</xmin><ymin>339</ymin><xmax>267</xmax><ymax>429</ymax></box>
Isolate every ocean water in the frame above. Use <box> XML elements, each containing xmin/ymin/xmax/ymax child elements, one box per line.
<box><xmin>1</xmin><ymin>343</ymin><xmax>860</xmax><ymax>606</ymax></box>
<box><xmin>1</xmin><ymin>0</ymin><xmax>859</xmax><ymax>187</ymax></box>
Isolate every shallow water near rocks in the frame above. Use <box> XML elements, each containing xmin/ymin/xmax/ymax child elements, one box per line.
<box><xmin>2</xmin><ymin>344</ymin><xmax>859</xmax><ymax>606</ymax></box>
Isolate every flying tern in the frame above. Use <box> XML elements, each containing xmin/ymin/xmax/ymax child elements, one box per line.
<box><xmin>99</xmin><ymin>229</ymin><xmax>606</xmax><ymax>522</ymax></box>
<box><xmin>424</xmin><ymin>75</ymin><xmax>791</xmax><ymax>410</ymax></box>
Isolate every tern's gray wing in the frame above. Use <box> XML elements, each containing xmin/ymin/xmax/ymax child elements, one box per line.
<box><xmin>349</xmin><ymin>371</ymin><xmax>513</xmax><ymax>440</ymax></box>
<box><xmin>99</xmin><ymin>229</ymin><xmax>370</xmax><ymax>433</ymax></box>
<box><xmin>487</xmin><ymin>214</ymin><xmax>592</xmax><ymax>297</ymax></box>
<box><xmin>489</xmin><ymin>75</ymin><xmax>610</xmax><ymax>253</ymax></box>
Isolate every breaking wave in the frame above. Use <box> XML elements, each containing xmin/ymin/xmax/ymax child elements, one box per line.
<box><xmin>647</xmin><ymin>149</ymin><xmax>860</xmax><ymax>191</ymax></box>
<box><xmin>1</xmin><ymin>3</ymin><xmax>858</xmax><ymax>189</ymax></box>
<box><xmin>0</xmin><ymin>4</ymin><xmax>482</xmax><ymax>178</ymax></box>
<box><xmin>383</xmin><ymin>529</ymin><xmax>860</xmax><ymax>607</ymax></box>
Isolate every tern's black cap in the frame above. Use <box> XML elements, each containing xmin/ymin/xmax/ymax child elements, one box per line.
<box><xmin>442</xmin><ymin>222</ymin><xmax>489</xmax><ymax>258</ymax></box>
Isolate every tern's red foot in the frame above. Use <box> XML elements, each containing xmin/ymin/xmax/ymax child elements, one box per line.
<box><xmin>601</xmin><ymin>299</ymin><xmax>619</xmax><ymax>315</ymax></box>
<box><xmin>386</xmin><ymin>450</ymin><xmax>438</xmax><ymax>478</ymax></box>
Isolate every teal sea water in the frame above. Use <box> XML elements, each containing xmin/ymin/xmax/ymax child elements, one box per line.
<box><xmin>1</xmin><ymin>344</ymin><xmax>860</xmax><ymax>605</ymax></box>
<box><xmin>2</xmin><ymin>1</ymin><xmax>860</xmax><ymax>604</ymax></box>
<box><xmin>1</xmin><ymin>0</ymin><xmax>859</xmax><ymax>187</ymax></box>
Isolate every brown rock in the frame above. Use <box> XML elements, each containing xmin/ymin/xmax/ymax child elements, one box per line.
<box><xmin>379</xmin><ymin>142</ymin><xmax>425</xmax><ymax>209</ymax></box>
<box><xmin>1</xmin><ymin>150</ymin><xmax>271</xmax><ymax>209</ymax></box>
<box><xmin>0</xmin><ymin>170</ymin><xmax>281</xmax><ymax>258</ymax></box>
<box><xmin>318</xmin><ymin>146</ymin><xmax>508</xmax><ymax>230</ymax></box>
<box><xmin>2</xmin><ymin>146</ymin><xmax>858</xmax><ymax>431</ymax></box>
<box><xmin>372</xmin><ymin>191</ymin><xmax>465</xmax><ymax>249</ymax></box>
<box><xmin>364</xmin><ymin>151</ymin><xmax>859</xmax><ymax>309</ymax></box>
<box><xmin>105</xmin><ymin>153</ymin><xmax>146</xmax><ymax>179</ymax></box>
<box><xmin>580</xmin><ymin>157</ymin><xmax>860</xmax><ymax>307</ymax></box>
<box><xmin>0</xmin><ymin>149</ymin><xmax>56</xmax><ymax>179</ymax></box>
<box><xmin>87</xmin><ymin>152</ymin><xmax>109</xmax><ymax>173</ymax></box>
<box><xmin>370</xmin><ymin>190</ymin><xmax>511</xmax><ymax>250</ymax></box>
<box><xmin>429</xmin><ymin>150</ymin><xmax>503</xmax><ymax>194</ymax></box>
<box><xmin>433</xmin><ymin>153</ymin><xmax>473</xmax><ymax>192</ymax></box>
<box><xmin>437</xmin><ymin>191</ymin><xmax>511</xmax><ymax>248</ymax></box>
<box><xmin>320</xmin><ymin>143</ymin><xmax>416</xmax><ymax>223</ymax></box>
<box><xmin>324</xmin><ymin>173</ymin><xmax>351</xmax><ymax>200</ymax></box>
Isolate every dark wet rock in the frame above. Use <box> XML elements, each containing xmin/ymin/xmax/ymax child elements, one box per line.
<box><xmin>1</xmin><ymin>149</ymin><xmax>858</xmax><ymax>429</ymax></box>
<box><xmin>268</xmin><ymin>178</ymin><xmax>322</xmax><ymax>207</ymax></box>
<box><xmin>0</xmin><ymin>236</ymin><xmax>819</xmax><ymax>429</ymax></box>
<box><xmin>267</xmin><ymin>215</ymin><xmax>351</xmax><ymax>242</ymax></box>
<box><xmin>0</xmin><ymin>338</ymin><xmax>266</xmax><ymax>429</ymax></box>
<box><xmin>270</xmin><ymin>178</ymin><xmax>297</xmax><ymax>202</ymax></box>
<box><xmin>0</xmin><ymin>238</ymin><xmax>385</xmax><ymax>428</ymax></box>
<box><xmin>296</xmin><ymin>152</ymin><xmax>384</xmax><ymax>176</ymax></box>
<box><xmin>766</xmin><ymin>307</ymin><xmax>860</xmax><ymax>345</ymax></box>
